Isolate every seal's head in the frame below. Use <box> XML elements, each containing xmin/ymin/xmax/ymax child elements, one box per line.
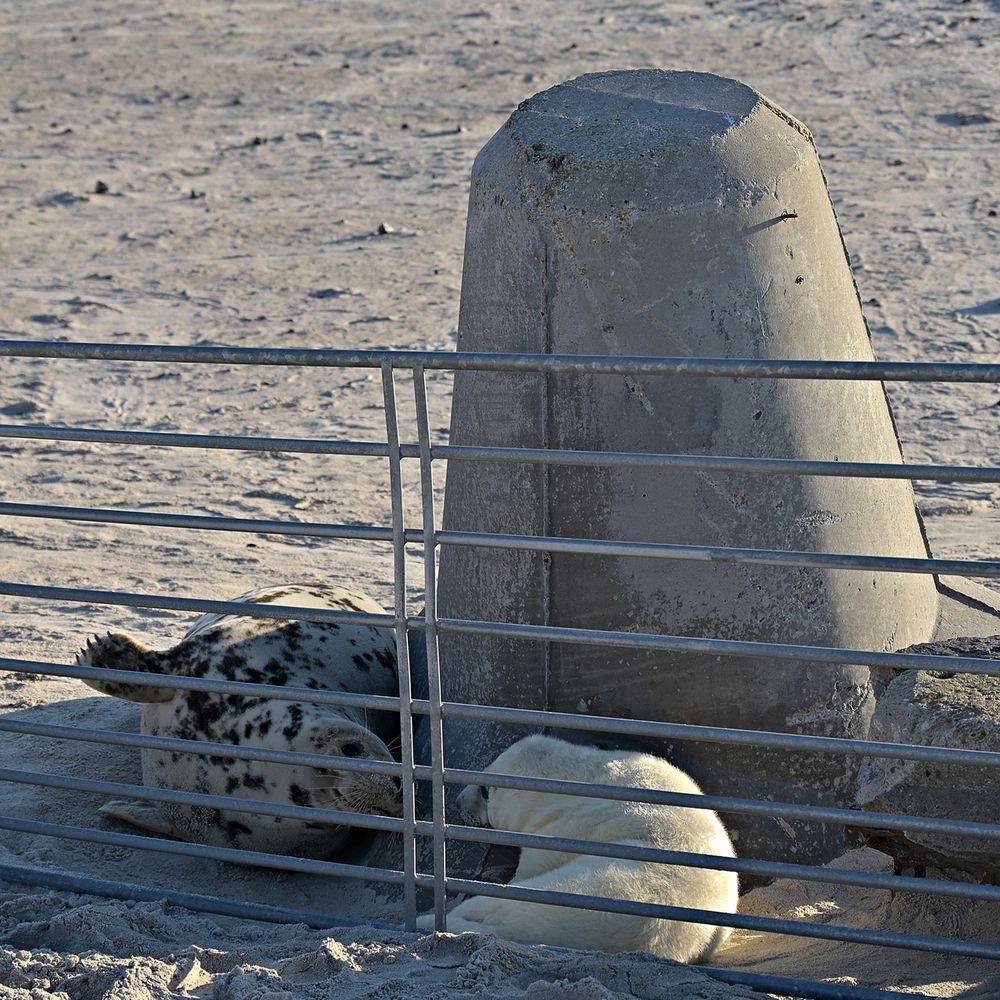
<box><xmin>455</xmin><ymin>735</ymin><xmax>619</xmax><ymax>830</ymax></box>
<box><xmin>312</xmin><ymin>722</ymin><xmax>403</xmax><ymax>819</ymax></box>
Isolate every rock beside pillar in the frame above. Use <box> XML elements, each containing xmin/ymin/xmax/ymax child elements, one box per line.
<box><xmin>853</xmin><ymin>636</ymin><xmax>1000</xmax><ymax>880</ymax></box>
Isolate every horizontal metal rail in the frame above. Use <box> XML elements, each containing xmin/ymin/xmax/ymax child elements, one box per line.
<box><xmin>433</xmin><ymin>874</ymin><xmax>1000</xmax><ymax>961</ymax></box>
<box><xmin>7</xmin><ymin>698</ymin><xmax>1000</xmax><ymax>777</ymax></box>
<box><xmin>0</xmin><ymin>767</ymin><xmax>404</xmax><ymax>834</ymax></box>
<box><xmin>0</xmin><ymin>422</ymin><xmax>393</xmax><ymax>457</ymax></box>
<box><xmin>434</xmin><ymin>529</ymin><xmax>1000</xmax><ymax>578</ymax></box>
<box><xmin>430</xmin><ymin>700</ymin><xmax>1000</xmax><ymax>767</ymax></box>
<box><xmin>0</xmin><ymin>580</ymin><xmax>396</xmax><ymax>629</ymax></box>
<box><xmin>0</xmin><ymin>501</ymin><xmax>414</xmax><ymax>543</ymax></box>
<box><xmin>0</xmin><ymin>814</ymin><xmax>403</xmax><ymax>884</ymax></box>
<box><xmin>433</xmin><ymin>443</ymin><xmax>1000</xmax><ymax>483</ymax></box>
<box><xmin>0</xmin><ymin>655</ymin><xmax>402</xmax><ymax>713</ymax></box>
<box><xmin>18</xmin><ymin>815</ymin><xmax>967</xmax><ymax>969</ymax></box>
<box><xmin>2</xmin><ymin>339</ymin><xmax>998</xmax><ymax>381</ymax></box>
<box><xmin>4</xmin><ymin>580</ymin><xmax>997</xmax><ymax>675</ymax></box>
<box><xmin>6</xmin><ymin>424</ymin><xmax>997</xmax><ymax>484</ymax></box>
<box><xmin>432</xmin><ymin>820</ymin><xmax>1000</xmax><ymax>903</ymax></box>
<box><xmin>0</xmin><ymin>723</ymin><xmax>995</xmax><ymax>843</ymax></box>
<box><xmin>4</xmin><ymin>719</ymin><xmax>999</xmax><ymax>904</ymax></box>
<box><xmin>0</xmin><ymin>855</ymin><xmax>954</xmax><ymax>1000</ymax></box>
<box><xmin>430</xmin><ymin>766</ymin><xmax>1000</xmax><ymax>841</ymax></box>
<box><xmin>0</xmin><ymin>717</ymin><xmax>404</xmax><ymax>777</ymax></box>
<box><xmin>696</xmin><ymin>969</ymin><xmax>948</xmax><ymax>1000</ymax></box>
<box><xmin>7</xmin><ymin>652</ymin><xmax>1000</xmax><ymax>770</ymax></box>
<box><xmin>0</xmin><ymin>861</ymin><xmax>398</xmax><ymax>931</ymax></box>
<box><xmin>4</xmin><ymin>501</ymin><xmax>997</xmax><ymax>577</ymax></box>
<box><xmin>436</xmin><ymin>617</ymin><xmax>1000</xmax><ymax>676</ymax></box>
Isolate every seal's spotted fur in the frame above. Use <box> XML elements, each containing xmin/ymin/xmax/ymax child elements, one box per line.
<box><xmin>77</xmin><ymin>584</ymin><xmax>401</xmax><ymax>858</ymax></box>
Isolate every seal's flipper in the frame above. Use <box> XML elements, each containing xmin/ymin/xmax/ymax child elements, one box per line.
<box><xmin>99</xmin><ymin>800</ymin><xmax>180</xmax><ymax>839</ymax></box>
<box><xmin>76</xmin><ymin>632</ymin><xmax>175</xmax><ymax>702</ymax></box>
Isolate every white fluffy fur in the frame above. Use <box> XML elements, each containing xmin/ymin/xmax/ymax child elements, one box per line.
<box><xmin>418</xmin><ymin>735</ymin><xmax>738</xmax><ymax>963</ymax></box>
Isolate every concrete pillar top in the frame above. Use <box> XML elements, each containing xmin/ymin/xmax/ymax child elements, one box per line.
<box><xmin>508</xmin><ymin>70</ymin><xmax>796</xmax><ymax>163</ymax></box>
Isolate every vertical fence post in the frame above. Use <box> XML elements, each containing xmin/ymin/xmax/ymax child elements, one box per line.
<box><xmin>379</xmin><ymin>361</ymin><xmax>418</xmax><ymax>930</ymax></box>
<box><xmin>413</xmin><ymin>365</ymin><xmax>449</xmax><ymax>930</ymax></box>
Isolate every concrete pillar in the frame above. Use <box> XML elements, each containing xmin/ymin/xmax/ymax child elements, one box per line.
<box><xmin>436</xmin><ymin>70</ymin><xmax>939</xmax><ymax>868</ymax></box>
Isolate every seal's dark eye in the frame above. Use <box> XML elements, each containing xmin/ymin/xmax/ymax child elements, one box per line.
<box><xmin>341</xmin><ymin>742</ymin><xmax>364</xmax><ymax>758</ymax></box>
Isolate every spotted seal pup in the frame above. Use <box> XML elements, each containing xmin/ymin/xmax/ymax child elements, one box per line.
<box><xmin>418</xmin><ymin>735</ymin><xmax>738</xmax><ymax>962</ymax></box>
<box><xmin>77</xmin><ymin>584</ymin><xmax>402</xmax><ymax>858</ymax></box>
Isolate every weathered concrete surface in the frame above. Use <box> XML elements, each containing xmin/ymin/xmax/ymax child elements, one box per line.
<box><xmin>853</xmin><ymin>635</ymin><xmax>1000</xmax><ymax>881</ymax></box>
<box><xmin>436</xmin><ymin>70</ymin><xmax>939</xmax><ymax>867</ymax></box>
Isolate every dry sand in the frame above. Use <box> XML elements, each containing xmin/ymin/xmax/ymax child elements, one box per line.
<box><xmin>0</xmin><ymin>0</ymin><xmax>998</xmax><ymax>997</ymax></box>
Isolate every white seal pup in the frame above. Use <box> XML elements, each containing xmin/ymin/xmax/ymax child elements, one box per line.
<box><xmin>418</xmin><ymin>735</ymin><xmax>738</xmax><ymax>963</ymax></box>
<box><xmin>77</xmin><ymin>584</ymin><xmax>402</xmax><ymax>858</ymax></box>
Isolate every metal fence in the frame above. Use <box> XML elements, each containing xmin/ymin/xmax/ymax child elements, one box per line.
<box><xmin>1</xmin><ymin>338</ymin><xmax>999</xmax><ymax>1000</ymax></box>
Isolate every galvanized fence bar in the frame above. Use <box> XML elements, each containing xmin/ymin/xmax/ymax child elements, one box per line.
<box><xmin>426</xmin><ymin>873</ymin><xmax>1000</xmax><ymax>961</ymax></box>
<box><xmin>0</xmin><ymin>501</ymin><xmax>412</xmax><ymax>542</ymax></box>
<box><xmin>434</xmin><ymin>617</ymin><xmax>1000</xmax><ymax>676</ymax></box>
<box><xmin>0</xmin><ymin>580</ymin><xmax>396</xmax><ymax>629</ymax></box>
<box><xmin>3</xmin><ymin>714</ymin><xmax>998</xmax><ymax>868</ymax></box>
<box><xmin>0</xmin><ymin>861</ymin><xmax>398</xmax><ymax>931</ymax></box>
<box><xmin>697</xmin><ymin>968</ymin><xmax>948</xmax><ymax>1000</ymax></box>
<box><xmin>433</xmin><ymin>529</ymin><xmax>1000</xmax><ymax>578</ymax></box>
<box><xmin>0</xmin><ymin>814</ymin><xmax>404</xmax><ymax>884</ymax></box>
<box><xmin>432</xmin><ymin>443</ymin><xmax>1000</xmax><ymax>483</ymax></box>
<box><xmin>1</xmin><ymin>339</ymin><xmax>998</xmax><ymax>381</ymax></box>
<box><xmin>0</xmin><ymin>655</ymin><xmax>401</xmax><ymax>713</ymax></box>
<box><xmin>380</xmin><ymin>362</ymin><xmax>419</xmax><ymax>931</ymax></box>
<box><xmin>6</xmin><ymin>699</ymin><xmax>1000</xmax><ymax>779</ymax></box>
<box><xmin>0</xmin><ymin>717</ymin><xmax>403</xmax><ymax>776</ymax></box>
<box><xmin>431</xmin><ymin>819</ymin><xmax>1000</xmax><ymax>903</ymax></box>
<box><xmin>4</xmin><ymin>582</ymin><xmax>998</xmax><ymax>676</ymax></box>
<box><xmin>3</xmin><ymin>424</ymin><xmax>996</xmax><ymax>482</ymax></box>
<box><xmin>0</xmin><ymin>766</ymin><xmax>403</xmax><ymax>834</ymax></box>
<box><xmin>4</xmin><ymin>502</ymin><xmax>998</xmax><ymax>577</ymax></box>
<box><xmin>422</xmin><ymin>765</ymin><xmax>1000</xmax><ymax>841</ymax></box>
<box><xmin>428</xmin><ymin>699</ymin><xmax>1000</xmax><ymax>768</ymax></box>
<box><xmin>413</xmin><ymin>364</ymin><xmax>449</xmax><ymax>931</ymax></box>
<box><xmin>7</xmin><ymin>708</ymin><xmax>999</xmax><ymax>905</ymax></box>
<box><xmin>0</xmin><ymin>423</ymin><xmax>394</xmax><ymax>457</ymax></box>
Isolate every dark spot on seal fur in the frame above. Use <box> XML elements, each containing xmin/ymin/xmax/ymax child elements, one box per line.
<box><xmin>243</xmin><ymin>774</ymin><xmax>266</xmax><ymax>790</ymax></box>
<box><xmin>289</xmin><ymin>784</ymin><xmax>312</xmax><ymax>806</ymax></box>
<box><xmin>373</xmin><ymin>646</ymin><xmax>396</xmax><ymax>672</ymax></box>
<box><xmin>220</xmin><ymin>652</ymin><xmax>245</xmax><ymax>679</ymax></box>
<box><xmin>226</xmin><ymin>776</ymin><xmax>240</xmax><ymax>794</ymax></box>
<box><xmin>224</xmin><ymin>820</ymin><xmax>253</xmax><ymax>842</ymax></box>
<box><xmin>264</xmin><ymin>658</ymin><xmax>290</xmax><ymax>684</ymax></box>
<box><xmin>282</xmin><ymin>704</ymin><xmax>304</xmax><ymax>741</ymax></box>
<box><xmin>335</xmin><ymin>597</ymin><xmax>365</xmax><ymax>611</ymax></box>
<box><xmin>254</xmin><ymin>589</ymin><xmax>295</xmax><ymax>603</ymax></box>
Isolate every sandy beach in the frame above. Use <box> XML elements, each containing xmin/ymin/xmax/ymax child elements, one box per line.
<box><xmin>0</xmin><ymin>0</ymin><xmax>998</xmax><ymax>996</ymax></box>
